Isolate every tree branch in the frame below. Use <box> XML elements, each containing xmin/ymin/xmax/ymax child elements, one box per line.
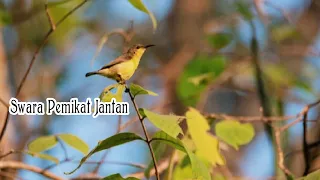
<box><xmin>0</xmin><ymin>98</ymin><xmax>9</xmax><ymax>109</ymax></box>
<box><xmin>125</xmin><ymin>85</ymin><xmax>160</xmax><ymax>180</ymax></box>
<box><xmin>0</xmin><ymin>161</ymin><xmax>63</xmax><ymax>180</ymax></box>
<box><xmin>274</xmin><ymin>128</ymin><xmax>294</xmax><ymax>177</ymax></box>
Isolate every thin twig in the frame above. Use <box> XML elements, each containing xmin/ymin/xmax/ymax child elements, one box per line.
<box><xmin>117</xmin><ymin>115</ymin><xmax>122</xmax><ymax>132</ymax></box>
<box><xmin>303</xmin><ymin>111</ymin><xmax>309</xmax><ymax>175</ymax></box>
<box><xmin>0</xmin><ymin>98</ymin><xmax>9</xmax><ymax>109</ymax></box>
<box><xmin>206</xmin><ymin>113</ymin><xmax>300</xmax><ymax>122</ymax></box>
<box><xmin>45</xmin><ymin>2</ymin><xmax>56</xmax><ymax>30</ymax></box>
<box><xmin>125</xmin><ymin>85</ymin><xmax>160</xmax><ymax>180</ymax></box>
<box><xmin>73</xmin><ymin>160</ymin><xmax>145</xmax><ymax>169</ymax></box>
<box><xmin>0</xmin><ymin>161</ymin><xmax>63</xmax><ymax>180</ymax></box>
<box><xmin>92</xmin><ymin>115</ymin><xmax>122</xmax><ymax>174</ymax></box>
<box><xmin>0</xmin><ymin>149</ymin><xmax>16</xmax><ymax>159</ymax></box>
<box><xmin>275</xmin><ymin>99</ymin><xmax>320</xmax><ymax>177</ymax></box>
<box><xmin>0</xmin><ymin>0</ymin><xmax>89</xmax><ymax>144</ymax></box>
<box><xmin>274</xmin><ymin>128</ymin><xmax>294</xmax><ymax>177</ymax></box>
<box><xmin>301</xmin><ymin>99</ymin><xmax>320</xmax><ymax>175</ymax></box>
<box><xmin>44</xmin><ymin>157</ymin><xmax>145</xmax><ymax>171</ymax></box>
<box><xmin>90</xmin><ymin>21</ymin><xmax>135</xmax><ymax>65</ymax></box>
<box><xmin>263</xmin><ymin>1</ymin><xmax>293</xmax><ymax>24</ymax></box>
<box><xmin>119</xmin><ymin>116</ymin><xmax>138</xmax><ymax>131</ymax></box>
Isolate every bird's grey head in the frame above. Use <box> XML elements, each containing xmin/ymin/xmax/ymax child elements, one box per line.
<box><xmin>126</xmin><ymin>44</ymin><xmax>155</xmax><ymax>57</ymax></box>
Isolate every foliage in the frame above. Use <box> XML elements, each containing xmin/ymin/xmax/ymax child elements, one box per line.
<box><xmin>152</xmin><ymin>131</ymin><xmax>211</xmax><ymax>179</ymax></box>
<box><xmin>298</xmin><ymin>170</ymin><xmax>320</xmax><ymax>180</ymax></box>
<box><xmin>102</xmin><ymin>173</ymin><xmax>139</xmax><ymax>180</ymax></box>
<box><xmin>65</xmin><ymin>132</ymin><xmax>144</xmax><ymax>174</ymax></box>
<box><xmin>27</xmin><ymin>134</ymin><xmax>89</xmax><ymax>164</ymax></box>
<box><xmin>207</xmin><ymin>33</ymin><xmax>232</xmax><ymax>50</ymax></box>
<box><xmin>235</xmin><ymin>1</ymin><xmax>253</xmax><ymax>21</ymax></box>
<box><xmin>140</xmin><ymin>108</ymin><xmax>183</xmax><ymax>138</ymax></box>
<box><xmin>57</xmin><ymin>134</ymin><xmax>89</xmax><ymax>155</ymax></box>
<box><xmin>99</xmin><ymin>84</ymin><xmax>125</xmax><ymax>102</ymax></box>
<box><xmin>128</xmin><ymin>0</ymin><xmax>157</xmax><ymax>31</ymax></box>
<box><xmin>25</xmin><ymin>151</ymin><xmax>59</xmax><ymax>164</ymax></box>
<box><xmin>28</xmin><ymin>135</ymin><xmax>58</xmax><ymax>153</ymax></box>
<box><xmin>215</xmin><ymin>120</ymin><xmax>254</xmax><ymax>150</ymax></box>
<box><xmin>186</xmin><ymin>108</ymin><xmax>225</xmax><ymax>166</ymax></box>
<box><xmin>4</xmin><ymin>0</ymin><xmax>319</xmax><ymax>179</ymax></box>
<box><xmin>144</xmin><ymin>141</ymin><xmax>166</xmax><ymax>178</ymax></box>
<box><xmin>177</xmin><ymin>55</ymin><xmax>226</xmax><ymax>106</ymax></box>
<box><xmin>129</xmin><ymin>83</ymin><xmax>158</xmax><ymax>97</ymax></box>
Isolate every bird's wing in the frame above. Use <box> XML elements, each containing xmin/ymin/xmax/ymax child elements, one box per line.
<box><xmin>100</xmin><ymin>55</ymin><xmax>128</xmax><ymax>70</ymax></box>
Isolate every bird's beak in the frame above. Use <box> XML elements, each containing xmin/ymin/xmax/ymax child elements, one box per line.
<box><xmin>144</xmin><ymin>44</ymin><xmax>155</xmax><ymax>48</ymax></box>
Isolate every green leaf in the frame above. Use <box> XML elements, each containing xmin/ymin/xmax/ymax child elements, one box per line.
<box><xmin>235</xmin><ymin>1</ymin><xmax>253</xmax><ymax>21</ymax></box>
<box><xmin>215</xmin><ymin>120</ymin><xmax>254</xmax><ymax>150</ymax></box>
<box><xmin>188</xmin><ymin>73</ymin><xmax>214</xmax><ymax>86</ymax></box>
<box><xmin>295</xmin><ymin>79</ymin><xmax>313</xmax><ymax>94</ymax></box>
<box><xmin>25</xmin><ymin>151</ymin><xmax>59</xmax><ymax>164</ymax></box>
<box><xmin>47</xmin><ymin>0</ymin><xmax>81</xmax><ymax>7</ymax></box>
<box><xmin>28</xmin><ymin>135</ymin><xmax>58</xmax><ymax>153</ymax></box>
<box><xmin>144</xmin><ymin>141</ymin><xmax>166</xmax><ymax>179</ymax></box>
<box><xmin>152</xmin><ymin>131</ymin><xmax>185</xmax><ymax>152</ymax></box>
<box><xmin>57</xmin><ymin>134</ymin><xmax>89</xmax><ymax>155</ymax></box>
<box><xmin>152</xmin><ymin>131</ymin><xmax>210</xmax><ymax>180</ymax></box>
<box><xmin>99</xmin><ymin>84</ymin><xmax>125</xmax><ymax>102</ymax></box>
<box><xmin>298</xmin><ymin>169</ymin><xmax>320</xmax><ymax>180</ymax></box>
<box><xmin>271</xmin><ymin>25</ymin><xmax>299</xmax><ymax>43</ymax></box>
<box><xmin>177</xmin><ymin>55</ymin><xmax>226</xmax><ymax>106</ymax></box>
<box><xmin>140</xmin><ymin>109</ymin><xmax>183</xmax><ymax>138</ymax></box>
<box><xmin>207</xmin><ymin>33</ymin><xmax>232</xmax><ymax>50</ymax></box>
<box><xmin>186</xmin><ymin>107</ymin><xmax>225</xmax><ymax>166</ymax></box>
<box><xmin>264</xmin><ymin>64</ymin><xmax>294</xmax><ymax>87</ymax></box>
<box><xmin>129</xmin><ymin>83</ymin><xmax>158</xmax><ymax>97</ymax></box>
<box><xmin>65</xmin><ymin>132</ymin><xmax>143</xmax><ymax>175</ymax></box>
<box><xmin>102</xmin><ymin>173</ymin><xmax>139</xmax><ymax>180</ymax></box>
<box><xmin>173</xmin><ymin>163</ymin><xmax>193</xmax><ymax>180</ymax></box>
<box><xmin>185</xmin><ymin>148</ymin><xmax>211</xmax><ymax>180</ymax></box>
<box><xmin>128</xmin><ymin>0</ymin><xmax>157</xmax><ymax>31</ymax></box>
<box><xmin>47</xmin><ymin>1</ymin><xmax>82</xmax><ymax>46</ymax></box>
<box><xmin>264</xmin><ymin>64</ymin><xmax>314</xmax><ymax>96</ymax></box>
<box><xmin>0</xmin><ymin>9</ymin><xmax>12</xmax><ymax>26</ymax></box>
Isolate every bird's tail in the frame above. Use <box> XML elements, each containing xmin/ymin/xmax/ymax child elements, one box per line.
<box><xmin>85</xmin><ymin>71</ymin><xmax>98</xmax><ymax>77</ymax></box>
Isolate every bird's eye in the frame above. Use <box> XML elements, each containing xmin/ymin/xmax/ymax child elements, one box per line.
<box><xmin>136</xmin><ymin>46</ymin><xmax>140</xmax><ymax>49</ymax></box>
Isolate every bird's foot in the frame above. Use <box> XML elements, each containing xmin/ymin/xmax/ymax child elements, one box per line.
<box><xmin>118</xmin><ymin>80</ymin><xmax>126</xmax><ymax>85</ymax></box>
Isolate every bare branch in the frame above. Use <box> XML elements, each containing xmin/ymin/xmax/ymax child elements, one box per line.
<box><xmin>303</xmin><ymin>111</ymin><xmax>310</xmax><ymax>175</ymax></box>
<box><xmin>44</xmin><ymin>2</ymin><xmax>56</xmax><ymax>30</ymax></box>
<box><xmin>205</xmin><ymin>113</ymin><xmax>300</xmax><ymax>122</ymax></box>
<box><xmin>90</xmin><ymin>21</ymin><xmax>135</xmax><ymax>65</ymax></box>
<box><xmin>0</xmin><ymin>98</ymin><xmax>9</xmax><ymax>109</ymax></box>
<box><xmin>274</xmin><ymin>128</ymin><xmax>294</xmax><ymax>177</ymax></box>
<box><xmin>0</xmin><ymin>161</ymin><xmax>63</xmax><ymax>180</ymax></box>
<box><xmin>0</xmin><ymin>149</ymin><xmax>15</xmax><ymax>159</ymax></box>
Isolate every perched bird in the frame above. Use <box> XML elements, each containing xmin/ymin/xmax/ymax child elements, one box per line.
<box><xmin>85</xmin><ymin>44</ymin><xmax>154</xmax><ymax>84</ymax></box>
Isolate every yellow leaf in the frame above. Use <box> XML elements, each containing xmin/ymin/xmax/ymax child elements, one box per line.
<box><xmin>186</xmin><ymin>107</ymin><xmax>225</xmax><ymax>166</ymax></box>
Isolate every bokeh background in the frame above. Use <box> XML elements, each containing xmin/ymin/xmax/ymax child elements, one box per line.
<box><xmin>1</xmin><ymin>0</ymin><xmax>320</xmax><ymax>179</ymax></box>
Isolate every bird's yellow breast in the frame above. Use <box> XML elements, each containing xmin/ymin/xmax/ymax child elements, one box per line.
<box><xmin>115</xmin><ymin>49</ymin><xmax>145</xmax><ymax>80</ymax></box>
<box><xmin>115</xmin><ymin>60</ymin><xmax>137</xmax><ymax>80</ymax></box>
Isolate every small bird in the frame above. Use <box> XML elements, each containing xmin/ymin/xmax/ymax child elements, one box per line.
<box><xmin>85</xmin><ymin>44</ymin><xmax>154</xmax><ymax>84</ymax></box>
